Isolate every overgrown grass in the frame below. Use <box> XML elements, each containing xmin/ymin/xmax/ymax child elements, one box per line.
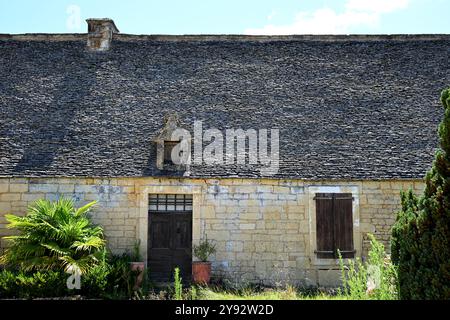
<box><xmin>180</xmin><ymin>235</ymin><xmax>398</xmax><ymax>301</ymax></box>
<box><xmin>193</xmin><ymin>285</ymin><xmax>348</xmax><ymax>300</ymax></box>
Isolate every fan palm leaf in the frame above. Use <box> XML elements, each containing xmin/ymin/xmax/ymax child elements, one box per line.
<box><xmin>59</xmin><ymin>255</ymin><xmax>98</xmax><ymax>274</ymax></box>
<box><xmin>0</xmin><ymin>198</ymin><xmax>105</xmax><ymax>274</ymax></box>
<box><xmin>75</xmin><ymin>201</ymin><xmax>98</xmax><ymax>217</ymax></box>
<box><xmin>72</xmin><ymin>236</ymin><xmax>106</xmax><ymax>252</ymax></box>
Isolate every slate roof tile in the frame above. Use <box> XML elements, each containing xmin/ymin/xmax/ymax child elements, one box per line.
<box><xmin>0</xmin><ymin>35</ymin><xmax>447</xmax><ymax>179</ymax></box>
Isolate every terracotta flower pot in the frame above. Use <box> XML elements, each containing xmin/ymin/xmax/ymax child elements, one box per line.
<box><xmin>130</xmin><ymin>262</ymin><xmax>145</xmax><ymax>290</ymax></box>
<box><xmin>192</xmin><ymin>261</ymin><xmax>212</xmax><ymax>285</ymax></box>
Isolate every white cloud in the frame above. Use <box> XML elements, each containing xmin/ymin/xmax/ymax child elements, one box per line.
<box><xmin>244</xmin><ymin>0</ymin><xmax>410</xmax><ymax>35</ymax></box>
<box><xmin>345</xmin><ymin>0</ymin><xmax>409</xmax><ymax>14</ymax></box>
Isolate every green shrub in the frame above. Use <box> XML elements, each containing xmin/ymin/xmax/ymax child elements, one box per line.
<box><xmin>0</xmin><ymin>198</ymin><xmax>105</xmax><ymax>274</ymax></box>
<box><xmin>0</xmin><ymin>269</ymin><xmax>19</xmax><ymax>298</ymax></box>
<box><xmin>391</xmin><ymin>88</ymin><xmax>450</xmax><ymax>300</ymax></box>
<box><xmin>80</xmin><ymin>248</ymin><xmax>110</xmax><ymax>297</ymax></box>
<box><xmin>0</xmin><ymin>269</ymin><xmax>68</xmax><ymax>299</ymax></box>
<box><xmin>105</xmin><ymin>253</ymin><xmax>134</xmax><ymax>299</ymax></box>
<box><xmin>365</xmin><ymin>235</ymin><xmax>398</xmax><ymax>300</ymax></box>
<box><xmin>81</xmin><ymin>251</ymin><xmax>139</xmax><ymax>299</ymax></box>
<box><xmin>0</xmin><ymin>251</ymin><xmax>139</xmax><ymax>299</ymax></box>
<box><xmin>338</xmin><ymin>255</ymin><xmax>367</xmax><ymax>299</ymax></box>
<box><xmin>193</xmin><ymin>235</ymin><xmax>216</xmax><ymax>262</ymax></box>
<box><xmin>339</xmin><ymin>234</ymin><xmax>398</xmax><ymax>300</ymax></box>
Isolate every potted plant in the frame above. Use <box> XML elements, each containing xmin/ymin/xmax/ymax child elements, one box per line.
<box><xmin>129</xmin><ymin>239</ymin><xmax>145</xmax><ymax>290</ymax></box>
<box><xmin>192</xmin><ymin>235</ymin><xmax>216</xmax><ymax>285</ymax></box>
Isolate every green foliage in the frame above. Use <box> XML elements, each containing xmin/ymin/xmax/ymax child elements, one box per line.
<box><xmin>0</xmin><ymin>195</ymin><xmax>144</xmax><ymax>299</ymax></box>
<box><xmin>82</xmin><ymin>252</ymin><xmax>138</xmax><ymax>299</ymax></box>
<box><xmin>0</xmin><ymin>198</ymin><xmax>105</xmax><ymax>274</ymax></box>
<box><xmin>339</xmin><ymin>234</ymin><xmax>398</xmax><ymax>300</ymax></box>
<box><xmin>0</xmin><ymin>250</ymin><xmax>139</xmax><ymax>299</ymax></box>
<box><xmin>391</xmin><ymin>189</ymin><xmax>423</xmax><ymax>298</ymax></box>
<box><xmin>338</xmin><ymin>254</ymin><xmax>367</xmax><ymax>299</ymax></box>
<box><xmin>106</xmin><ymin>253</ymin><xmax>134</xmax><ymax>298</ymax></box>
<box><xmin>391</xmin><ymin>88</ymin><xmax>450</xmax><ymax>300</ymax></box>
<box><xmin>189</xmin><ymin>285</ymin><xmax>198</xmax><ymax>300</ymax></box>
<box><xmin>80</xmin><ymin>248</ymin><xmax>110</xmax><ymax>297</ymax></box>
<box><xmin>366</xmin><ymin>235</ymin><xmax>399</xmax><ymax>300</ymax></box>
<box><xmin>131</xmin><ymin>239</ymin><xmax>142</xmax><ymax>261</ymax></box>
<box><xmin>193</xmin><ymin>235</ymin><xmax>216</xmax><ymax>262</ymax></box>
<box><xmin>0</xmin><ymin>269</ymin><xmax>68</xmax><ymax>298</ymax></box>
<box><xmin>173</xmin><ymin>267</ymin><xmax>183</xmax><ymax>300</ymax></box>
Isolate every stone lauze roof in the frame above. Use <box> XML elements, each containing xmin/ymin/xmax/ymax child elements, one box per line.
<box><xmin>0</xmin><ymin>34</ymin><xmax>448</xmax><ymax>179</ymax></box>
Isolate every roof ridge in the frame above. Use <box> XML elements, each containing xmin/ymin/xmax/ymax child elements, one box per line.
<box><xmin>1</xmin><ymin>33</ymin><xmax>450</xmax><ymax>42</ymax></box>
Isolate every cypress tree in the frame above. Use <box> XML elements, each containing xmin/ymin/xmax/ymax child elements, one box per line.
<box><xmin>391</xmin><ymin>88</ymin><xmax>450</xmax><ymax>299</ymax></box>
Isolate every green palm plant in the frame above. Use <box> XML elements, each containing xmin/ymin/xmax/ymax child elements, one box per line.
<box><xmin>0</xmin><ymin>198</ymin><xmax>105</xmax><ymax>274</ymax></box>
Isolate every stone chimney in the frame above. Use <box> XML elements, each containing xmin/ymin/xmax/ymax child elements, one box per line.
<box><xmin>86</xmin><ymin>18</ymin><xmax>119</xmax><ymax>51</ymax></box>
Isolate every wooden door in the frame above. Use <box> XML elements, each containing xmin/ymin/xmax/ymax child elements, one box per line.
<box><xmin>148</xmin><ymin>194</ymin><xmax>192</xmax><ymax>281</ymax></box>
<box><xmin>148</xmin><ymin>212</ymin><xmax>172</xmax><ymax>280</ymax></box>
<box><xmin>171</xmin><ymin>212</ymin><xmax>192</xmax><ymax>278</ymax></box>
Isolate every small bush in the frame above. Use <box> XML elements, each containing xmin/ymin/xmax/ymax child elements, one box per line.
<box><xmin>106</xmin><ymin>253</ymin><xmax>135</xmax><ymax>298</ymax></box>
<box><xmin>0</xmin><ymin>269</ymin><xmax>68</xmax><ymax>299</ymax></box>
<box><xmin>80</xmin><ymin>249</ymin><xmax>110</xmax><ymax>297</ymax></box>
<box><xmin>193</xmin><ymin>236</ymin><xmax>216</xmax><ymax>262</ymax></box>
<box><xmin>339</xmin><ymin>234</ymin><xmax>398</xmax><ymax>300</ymax></box>
<box><xmin>0</xmin><ymin>250</ymin><xmax>142</xmax><ymax>299</ymax></box>
<box><xmin>81</xmin><ymin>251</ymin><xmax>138</xmax><ymax>299</ymax></box>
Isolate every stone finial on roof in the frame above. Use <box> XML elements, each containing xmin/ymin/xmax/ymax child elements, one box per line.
<box><xmin>153</xmin><ymin>113</ymin><xmax>181</xmax><ymax>143</ymax></box>
<box><xmin>86</xmin><ymin>18</ymin><xmax>119</xmax><ymax>51</ymax></box>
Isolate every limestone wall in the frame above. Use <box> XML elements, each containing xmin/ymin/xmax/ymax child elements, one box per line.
<box><xmin>0</xmin><ymin>177</ymin><xmax>424</xmax><ymax>286</ymax></box>
<box><xmin>0</xmin><ymin>178</ymin><xmax>140</xmax><ymax>254</ymax></box>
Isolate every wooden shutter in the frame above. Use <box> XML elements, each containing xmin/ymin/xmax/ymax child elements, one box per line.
<box><xmin>315</xmin><ymin>193</ymin><xmax>355</xmax><ymax>259</ymax></box>
<box><xmin>334</xmin><ymin>193</ymin><xmax>355</xmax><ymax>258</ymax></box>
<box><xmin>315</xmin><ymin>193</ymin><xmax>335</xmax><ymax>259</ymax></box>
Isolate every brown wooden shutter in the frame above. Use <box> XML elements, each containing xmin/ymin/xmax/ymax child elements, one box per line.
<box><xmin>315</xmin><ymin>193</ymin><xmax>355</xmax><ymax>259</ymax></box>
<box><xmin>334</xmin><ymin>193</ymin><xmax>355</xmax><ymax>258</ymax></box>
<box><xmin>315</xmin><ymin>193</ymin><xmax>335</xmax><ymax>259</ymax></box>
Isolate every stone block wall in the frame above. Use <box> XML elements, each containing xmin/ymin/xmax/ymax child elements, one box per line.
<box><xmin>0</xmin><ymin>177</ymin><xmax>424</xmax><ymax>286</ymax></box>
<box><xmin>0</xmin><ymin>178</ymin><xmax>140</xmax><ymax>255</ymax></box>
<box><xmin>359</xmin><ymin>180</ymin><xmax>425</xmax><ymax>257</ymax></box>
<box><xmin>200</xmin><ymin>179</ymin><xmax>308</xmax><ymax>286</ymax></box>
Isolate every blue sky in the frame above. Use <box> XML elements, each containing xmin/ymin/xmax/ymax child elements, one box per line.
<box><xmin>0</xmin><ymin>0</ymin><xmax>449</xmax><ymax>34</ymax></box>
